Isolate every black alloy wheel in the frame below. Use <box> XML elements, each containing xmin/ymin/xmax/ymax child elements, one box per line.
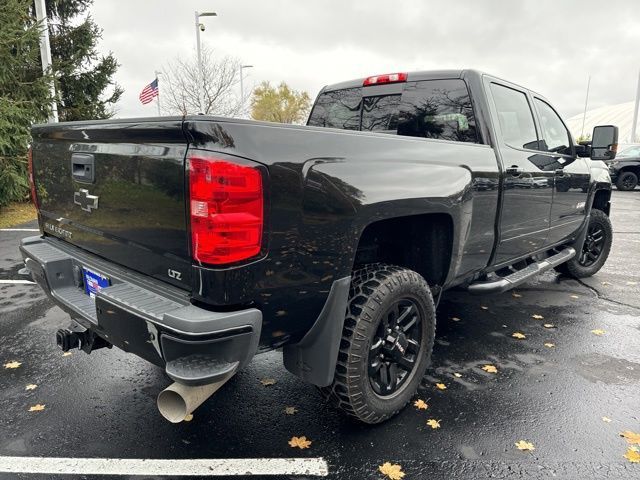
<box><xmin>368</xmin><ymin>298</ymin><xmax>424</xmax><ymax>397</ymax></box>
<box><xmin>578</xmin><ymin>223</ymin><xmax>605</xmax><ymax>267</ymax></box>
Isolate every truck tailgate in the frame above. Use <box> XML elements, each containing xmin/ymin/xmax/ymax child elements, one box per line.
<box><xmin>31</xmin><ymin>118</ymin><xmax>191</xmax><ymax>290</ymax></box>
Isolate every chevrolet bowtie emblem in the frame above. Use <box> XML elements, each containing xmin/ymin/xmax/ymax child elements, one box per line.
<box><xmin>74</xmin><ymin>188</ymin><xmax>99</xmax><ymax>213</ymax></box>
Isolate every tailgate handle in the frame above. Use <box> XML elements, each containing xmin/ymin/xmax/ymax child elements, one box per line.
<box><xmin>71</xmin><ymin>154</ymin><xmax>95</xmax><ymax>184</ymax></box>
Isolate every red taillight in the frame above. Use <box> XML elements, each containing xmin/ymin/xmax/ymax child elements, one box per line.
<box><xmin>27</xmin><ymin>147</ymin><xmax>39</xmax><ymax>209</ymax></box>
<box><xmin>189</xmin><ymin>156</ymin><xmax>264</xmax><ymax>265</ymax></box>
<box><xmin>363</xmin><ymin>72</ymin><xmax>407</xmax><ymax>86</ymax></box>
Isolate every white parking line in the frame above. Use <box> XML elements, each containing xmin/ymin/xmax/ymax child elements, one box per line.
<box><xmin>0</xmin><ymin>280</ymin><xmax>35</xmax><ymax>285</ymax></box>
<box><xmin>0</xmin><ymin>456</ymin><xmax>329</xmax><ymax>476</ymax></box>
<box><xmin>0</xmin><ymin>228</ymin><xmax>39</xmax><ymax>232</ymax></box>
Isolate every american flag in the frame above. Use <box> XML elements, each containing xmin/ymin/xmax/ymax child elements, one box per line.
<box><xmin>139</xmin><ymin>78</ymin><xmax>159</xmax><ymax>105</ymax></box>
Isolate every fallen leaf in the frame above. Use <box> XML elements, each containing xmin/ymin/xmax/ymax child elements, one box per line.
<box><xmin>378</xmin><ymin>462</ymin><xmax>405</xmax><ymax>480</ymax></box>
<box><xmin>62</xmin><ymin>352</ymin><xmax>73</xmax><ymax>357</ymax></box>
<box><xmin>426</xmin><ymin>419</ymin><xmax>441</xmax><ymax>429</ymax></box>
<box><xmin>260</xmin><ymin>378</ymin><xmax>276</xmax><ymax>386</ymax></box>
<box><xmin>482</xmin><ymin>364</ymin><xmax>498</xmax><ymax>374</ymax></box>
<box><xmin>480</xmin><ymin>306</ymin><xmax>489</xmax><ymax>310</ymax></box>
<box><xmin>570</xmin><ymin>295</ymin><xmax>579</xmax><ymax>299</ymax></box>
<box><xmin>544</xmin><ymin>342</ymin><xmax>555</xmax><ymax>348</ymax></box>
<box><xmin>601</xmin><ymin>281</ymin><xmax>610</xmax><ymax>286</ymax></box>
<box><xmin>435</xmin><ymin>383</ymin><xmax>447</xmax><ymax>390</ymax></box>
<box><xmin>502</xmin><ymin>324</ymin><xmax>508</xmax><ymax>328</ymax></box>
<box><xmin>591</xmin><ymin>329</ymin><xmax>606</xmax><ymax>336</ymax></box>
<box><xmin>453</xmin><ymin>373</ymin><xmax>462</xmax><ymax>378</ymax></box>
<box><xmin>184</xmin><ymin>413</ymin><xmax>193</xmax><ymax>421</ymax></box>
<box><xmin>284</xmin><ymin>406</ymin><xmax>298</xmax><ymax>415</ymax></box>
<box><xmin>450</xmin><ymin>317</ymin><xmax>461</xmax><ymax>322</ymax></box>
<box><xmin>620</xmin><ymin>431</ymin><xmax>640</xmax><ymax>445</ymax></box>
<box><xmin>4</xmin><ymin>361</ymin><xmax>21</xmax><ymax>369</ymax></box>
<box><xmin>512</xmin><ymin>292</ymin><xmax>522</xmax><ymax>298</ymax></box>
<box><xmin>624</xmin><ymin>447</ymin><xmax>640</xmax><ymax>463</ymax></box>
<box><xmin>512</xmin><ymin>332</ymin><xmax>526</xmax><ymax>339</ymax></box>
<box><xmin>288</xmin><ymin>436</ymin><xmax>312</xmax><ymax>449</ymax></box>
<box><xmin>531</xmin><ymin>314</ymin><xmax>544</xmax><ymax>320</ymax></box>
<box><xmin>626</xmin><ymin>281</ymin><xmax>637</xmax><ymax>286</ymax></box>
<box><xmin>543</xmin><ymin>324</ymin><xmax>555</xmax><ymax>329</ymax></box>
<box><xmin>602</xmin><ymin>417</ymin><xmax>612</xmax><ymax>423</ymax></box>
<box><xmin>515</xmin><ymin>440</ymin><xmax>535</xmax><ymax>451</ymax></box>
<box><xmin>25</xmin><ymin>384</ymin><xmax>37</xmax><ymax>391</ymax></box>
<box><xmin>28</xmin><ymin>404</ymin><xmax>45</xmax><ymax>412</ymax></box>
<box><xmin>413</xmin><ymin>399</ymin><xmax>428</xmax><ymax>410</ymax></box>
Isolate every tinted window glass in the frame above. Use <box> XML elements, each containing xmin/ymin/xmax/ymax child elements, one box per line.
<box><xmin>362</xmin><ymin>95</ymin><xmax>401</xmax><ymax>132</ymax></box>
<box><xmin>307</xmin><ymin>88</ymin><xmax>361</xmax><ymax>130</ymax></box>
<box><xmin>619</xmin><ymin>146</ymin><xmax>640</xmax><ymax>158</ymax></box>
<box><xmin>534</xmin><ymin>98</ymin><xmax>572</xmax><ymax>155</ymax></box>
<box><xmin>490</xmin><ymin>83</ymin><xmax>539</xmax><ymax>149</ymax></box>
<box><xmin>397</xmin><ymin>80</ymin><xmax>477</xmax><ymax>143</ymax></box>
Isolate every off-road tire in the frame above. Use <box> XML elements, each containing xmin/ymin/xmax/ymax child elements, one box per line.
<box><xmin>555</xmin><ymin>209</ymin><xmax>613</xmax><ymax>278</ymax></box>
<box><xmin>319</xmin><ymin>263</ymin><xmax>436</xmax><ymax>424</ymax></box>
<box><xmin>616</xmin><ymin>171</ymin><xmax>638</xmax><ymax>191</ymax></box>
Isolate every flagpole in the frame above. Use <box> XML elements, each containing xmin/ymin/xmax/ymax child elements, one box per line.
<box><xmin>154</xmin><ymin>70</ymin><xmax>162</xmax><ymax>116</ymax></box>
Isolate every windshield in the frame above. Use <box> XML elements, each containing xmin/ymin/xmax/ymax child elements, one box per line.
<box><xmin>618</xmin><ymin>145</ymin><xmax>640</xmax><ymax>158</ymax></box>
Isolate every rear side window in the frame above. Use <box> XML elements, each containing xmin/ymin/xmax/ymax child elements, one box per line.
<box><xmin>307</xmin><ymin>88</ymin><xmax>361</xmax><ymax>130</ymax></box>
<box><xmin>490</xmin><ymin>83</ymin><xmax>539</xmax><ymax>150</ymax></box>
<box><xmin>397</xmin><ymin>79</ymin><xmax>478</xmax><ymax>143</ymax></box>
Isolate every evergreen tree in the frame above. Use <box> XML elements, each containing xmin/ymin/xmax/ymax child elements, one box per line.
<box><xmin>0</xmin><ymin>0</ymin><xmax>52</xmax><ymax>206</ymax></box>
<box><xmin>35</xmin><ymin>0</ymin><xmax>123</xmax><ymax>120</ymax></box>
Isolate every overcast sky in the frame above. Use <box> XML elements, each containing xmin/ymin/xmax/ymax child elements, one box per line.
<box><xmin>91</xmin><ymin>0</ymin><xmax>640</xmax><ymax>121</ymax></box>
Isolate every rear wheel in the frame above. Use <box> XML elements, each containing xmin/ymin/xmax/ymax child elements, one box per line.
<box><xmin>616</xmin><ymin>171</ymin><xmax>638</xmax><ymax>191</ymax></box>
<box><xmin>320</xmin><ymin>264</ymin><xmax>435</xmax><ymax>424</ymax></box>
<box><xmin>555</xmin><ymin>209</ymin><xmax>613</xmax><ymax>278</ymax></box>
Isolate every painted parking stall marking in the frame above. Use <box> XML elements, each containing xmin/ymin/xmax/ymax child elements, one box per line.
<box><xmin>0</xmin><ymin>456</ymin><xmax>329</xmax><ymax>477</ymax></box>
<box><xmin>0</xmin><ymin>228</ymin><xmax>39</xmax><ymax>232</ymax></box>
<box><xmin>0</xmin><ymin>279</ymin><xmax>35</xmax><ymax>285</ymax></box>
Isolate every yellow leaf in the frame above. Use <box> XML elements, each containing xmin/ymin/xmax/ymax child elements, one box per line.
<box><xmin>591</xmin><ymin>329</ymin><xmax>606</xmax><ymax>336</ymax></box>
<box><xmin>260</xmin><ymin>378</ymin><xmax>276</xmax><ymax>386</ymax></box>
<box><xmin>531</xmin><ymin>314</ymin><xmax>544</xmax><ymax>320</ymax></box>
<box><xmin>288</xmin><ymin>436</ymin><xmax>312</xmax><ymax>449</ymax></box>
<box><xmin>25</xmin><ymin>384</ymin><xmax>37</xmax><ymax>391</ymax></box>
<box><xmin>626</xmin><ymin>281</ymin><xmax>637</xmax><ymax>286</ymax></box>
<box><xmin>515</xmin><ymin>440</ymin><xmax>535</xmax><ymax>451</ymax></box>
<box><xmin>184</xmin><ymin>413</ymin><xmax>193</xmax><ymax>422</ymax></box>
<box><xmin>602</xmin><ymin>417</ymin><xmax>612</xmax><ymax>423</ymax></box>
<box><xmin>435</xmin><ymin>383</ymin><xmax>447</xmax><ymax>390</ymax></box>
<box><xmin>284</xmin><ymin>406</ymin><xmax>298</xmax><ymax>415</ymax></box>
<box><xmin>453</xmin><ymin>373</ymin><xmax>462</xmax><ymax>378</ymax></box>
<box><xmin>512</xmin><ymin>332</ymin><xmax>526</xmax><ymax>339</ymax></box>
<box><xmin>450</xmin><ymin>317</ymin><xmax>461</xmax><ymax>322</ymax></box>
<box><xmin>426</xmin><ymin>419</ymin><xmax>441</xmax><ymax>429</ymax></box>
<box><xmin>512</xmin><ymin>292</ymin><xmax>522</xmax><ymax>298</ymax></box>
<box><xmin>480</xmin><ymin>306</ymin><xmax>489</xmax><ymax>310</ymax></box>
<box><xmin>543</xmin><ymin>324</ymin><xmax>555</xmax><ymax>329</ymax></box>
<box><xmin>378</xmin><ymin>462</ymin><xmax>405</xmax><ymax>480</ymax></box>
<box><xmin>570</xmin><ymin>295</ymin><xmax>579</xmax><ymax>299</ymax></box>
<box><xmin>482</xmin><ymin>364</ymin><xmax>498</xmax><ymax>374</ymax></box>
<box><xmin>601</xmin><ymin>281</ymin><xmax>611</xmax><ymax>286</ymax></box>
<box><xmin>544</xmin><ymin>343</ymin><xmax>555</xmax><ymax>348</ymax></box>
<box><xmin>28</xmin><ymin>404</ymin><xmax>45</xmax><ymax>412</ymax></box>
<box><xmin>620</xmin><ymin>431</ymin><xmax>640</xmax><ymax>445</ymax></box>
<box><xmin>62</xmin><ymin>352</ymin><xmax>73</xmax><ymax>357</ymax></box>
<box><xmin>413</xmin><ymin>399</ymin><xmax>428</xmax><ymax>410</ymax></box>
<box><xmin>4</xmin><ymin>361</ymin><xmax>21</xmax><ymax>369</ymax></box>
<box><xmin>624</xmin><ymin>447</ymin><xmax>640</xmax><ymax>463</ymax></box>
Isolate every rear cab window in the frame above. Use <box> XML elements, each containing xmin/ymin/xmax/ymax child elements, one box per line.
<box><xmin>307</xmin><ymin>77</ymin><xmax>478</xmax><ymax>143</ymax></box>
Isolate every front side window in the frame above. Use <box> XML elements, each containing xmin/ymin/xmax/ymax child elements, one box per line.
<box><xmin>490</xmin><ymin>83</ymin><xmax>539</xmax><ymax>150</ymax></box>
<box><xmin>534</xmin><ymin>98</ymin><xmax>572</xmax><ymax>156</ymax></box>
<box><xmin>397</xmin><ymin>79</ymin><xmax>478</xmax><ymax>143</ymax></box>
<box><xmin>619</xmin><ymin>146</ymin><xmax>640</xmax><ymax>158</ymax></box>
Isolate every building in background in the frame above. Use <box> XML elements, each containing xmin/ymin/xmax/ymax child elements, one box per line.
<box><xmin>565</xmin><ymin>101</ymin><xmax>637</xmax><ymax>143</ymax></box>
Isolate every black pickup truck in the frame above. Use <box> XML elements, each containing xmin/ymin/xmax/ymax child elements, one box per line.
<box><xmin>22</xmin><ymin>70</ymin><xmax>618</xmax><ymax>424</ymax></box>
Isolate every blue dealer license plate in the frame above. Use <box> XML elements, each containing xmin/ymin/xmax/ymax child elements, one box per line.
<box><xmin>83</xmin><ymin>268</ymin><xmax>110</xmax><ymax>298</ymax></box>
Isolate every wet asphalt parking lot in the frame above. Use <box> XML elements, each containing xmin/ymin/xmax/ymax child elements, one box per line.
<box><xmin>0</xmin><ymin>190</ymin><xmax>639</xmax><ymax>480</ymax></box>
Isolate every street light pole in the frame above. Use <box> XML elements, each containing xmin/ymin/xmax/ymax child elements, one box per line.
<box><xmin>194</xmin><ymin>11</ymin><xmax>217</xmax><ymax>114</ymax></box>
<box><xmin>239</xmin><ymin>64</ymin><xmax>254</xmax><ymax>103</ymax></box>
<box><xmin>34</xmin><ymin>0</ymin><xmax>58</xmax><ymax>123</ymax></box>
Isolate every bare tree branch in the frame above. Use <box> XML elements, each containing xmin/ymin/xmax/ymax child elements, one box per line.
<box><xmin>161</xmin><ymin>48</ymin><xmax>251</xmax><ymax>116</ymax></box>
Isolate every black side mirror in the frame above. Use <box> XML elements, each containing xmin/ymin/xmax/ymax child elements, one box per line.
<box><xmin>590</xmin><ymin>125</ymin><xmax>618</xmax><ymax>160</ymax></box>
